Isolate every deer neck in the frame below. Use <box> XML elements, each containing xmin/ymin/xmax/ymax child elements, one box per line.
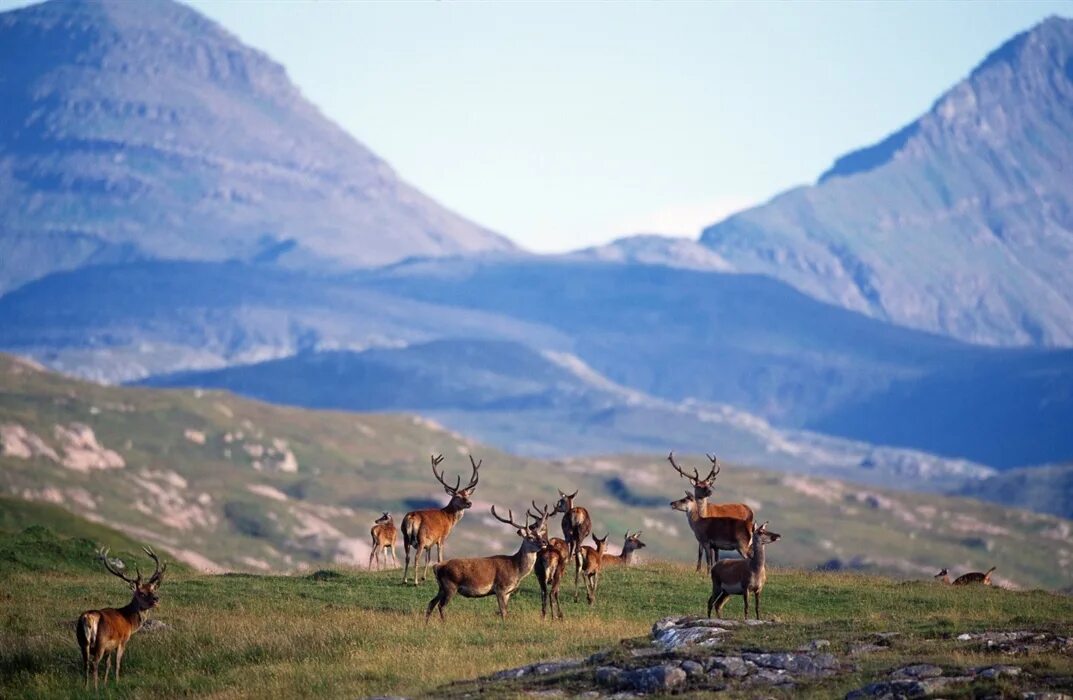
<box><xmin>694</xmin><ymin>492</ymin><xmax>710</xmax><ymax>516</ymax></box>
<box><xmin>511</xmin><ymin>544</ymin><xmax>540</xmax><ymax>578</ymax></box>
<box><xmin>749</xmin><ymin>538</ymin><xmax>765</xmax><ymax>573</ymax></box>
<box><xmin>118</xmin><ymin>598</ymin><xmax>149</xmax><ymax>631</ymax></box>
<box><xmin>441</xmin><ymin>501</ymin><xmax>467</xmax><ymax>525</ymax></box>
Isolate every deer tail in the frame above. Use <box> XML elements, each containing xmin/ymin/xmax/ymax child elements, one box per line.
<box><xmin>985</xmin><ymin>566</ymin><xmax>996</xmax><ymax>576</ymax></box>
<box><xmin>76</xmin><ymin>612</ymin><xmax>99</xmax><ymax>656</ymax></box>
<box><xmin>401</xmin><ymin>514</ymin><xmax>420</xmax><ymax>549</ymax></box>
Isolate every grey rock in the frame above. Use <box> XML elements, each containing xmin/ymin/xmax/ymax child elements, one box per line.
<box><xmin>889</xmin><ymin>664</ymin><xmax>943</xmax><ymax>680</ymax></box>
<box><xmin>595</xmin><ymin>666</ymin><xmax>624</xmax><ymax>688</ymax></box>
<box><xmin>624</xmin><ymin>664</ymin><xmax>687</xmax><ymax>694</ymax></box>
<box><xmin>976</xmin><ymin>665</ymin><xmax>1022</xmax><ymax>680</ymax></box>
<box><xmin>706</xmin><ymin>656</ymin><xmax>752</xmax><ymax>678</ymax></box>
<box><xmin>749</xmin><ymin>668</ymin><xmax>794</xmax><ymax>686</ymax></box>
<box><xmin>139</xmin><ymin>619</ymin><xmax>170</xmax><ymax>633</ymax></box>
<box><xmin>680</xmin><ymin>660</ymin><xmax>705</xmax><ymax>678</ymax></box>
<box><xmin>802</xmin><ymin>639</ymin><xmax>831</xmax><ymax>651</ymax></box>
<box><xmin>742</xmin><ymin>652</ymin><xmax>836</xmax><ymax>676</ymax></box>
<box><xmin>1021</xmin><ymin>693</ymin><xmax>1073</xmax><ymax>700</ymax></box>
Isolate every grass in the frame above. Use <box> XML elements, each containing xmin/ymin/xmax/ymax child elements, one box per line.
<box><xmin>2</xmin><ymin>527</ymin><xmax>1072</xmax><ymax>699</ymax></box>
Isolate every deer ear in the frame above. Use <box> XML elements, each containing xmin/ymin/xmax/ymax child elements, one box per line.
<box><xmin>569</xmin><ymin>489</ymin><xmax>578</xmax><ymax>499</ymax></box>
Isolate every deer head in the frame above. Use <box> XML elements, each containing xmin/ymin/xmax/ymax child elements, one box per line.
<box><xmin>592</xmin><ymin>533</ymin><xmax>609</xmax><ymax>554</ymax></box>
<box><xmin>99</xmin><ymin>546</ymin><xmax>166</xmax><ymax>611</ymax></box>
<box><xmin>553</xmin><ymin>488</ymin><xmax>579</xmax><ymax>514</ymax></box>
<box><xmin>492</xmin><ymin>505</ymin><xmax>548</xmax><ymax>553</ymax></box>
<box><xmin>375</xmin><ymin>512</ymin><xmax>392</xmax><ymax>524</ymax></box>
<box><xmin>753</xmin><ymin>521</ymin><xmax>780</xmax><ymax>545</ymax></box>
<box><xmin>667</xmin><ymin>451</ymin><xmax>720</xmax><ymax>499</ymax></box>
<box><xmin>431</xmin><ymin>453</ymin><xmax>481</xmax><ymax>510</ymax></box>
<box><xmin>624</xmin><ymin>530</ymin><xmax>646</xmax><ymax>552</ymax></box>
<box><xmin>669</xmin><ymin>491</ymin><xmax>697</xmax><ymax>513</ymax></box>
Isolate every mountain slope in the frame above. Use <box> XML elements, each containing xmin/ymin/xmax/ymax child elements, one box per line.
<box><xmin>955</xmin><ymin>463</ymin><xmax>1073</xmax><ymax>520</ymax></box>
<box><xmin>700</xmin><ymin>16</ymin><xmax>1073</xmax><ymax>347</ymax></box>
<box><xmin>0</xmin><ymin>0</ymin><xmax>514</xmax><ymax>294</ymax></box>
<box><xmin>0</xmin><ymin>353</ymin><xmax>1068</xmax><ymax>588</ymax></box>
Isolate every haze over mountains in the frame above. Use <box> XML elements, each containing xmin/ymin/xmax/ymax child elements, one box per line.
<box><xmin>1</xmin><ymin>0</ymin><xmax>1072</xmax><ymax>509</ymax></box>
<box><xmin>0</xmin><ymin>0</ymin><xmax>513</xmax><ymax>294</ymax></box>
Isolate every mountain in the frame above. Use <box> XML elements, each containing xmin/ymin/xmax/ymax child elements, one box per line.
<box><xmin>700</xmin><ymin>16</ymin><xmax>1073</xmax><ymax>348</ymax></box>
<box><xmin>955</xmin><ymin>463</ymin><xmax>1073</xmax><ymax>520</ymax></box>
<box><xmin>1</xmin><ymin>353</ymin><xmax>1068</xmax><ymax>588</ymax></box>
<box><xmin>566</xmin><ymin>234</ymin><xmax>735</xmax><ymax>272</ymax></box>
<box><xmin>0</xmin><ymin>0</ymin><xmax>515</xmax><ymax>295</ymax></box>
<box><xmin>140</xmin><ymin>338</ymin><xmax>993</xmax><ymax>490</ymax></box>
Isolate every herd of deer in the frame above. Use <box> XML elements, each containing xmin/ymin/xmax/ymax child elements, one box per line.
<box><xmin>75</xmin><ymin>451</ymin><xmax>998</xmax><ymax>689</ymax></box>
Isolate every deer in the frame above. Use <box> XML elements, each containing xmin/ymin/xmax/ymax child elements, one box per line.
<box><xmin>401</xmin><ymin>454</ymin><xmax>481</xmax><ymax>585</ymax></box>
<box><xmin>552</xmin><ymin>488</ymin><xmax>592</xmax><ymax>562</ymax></box>
<box><xmin>76</xmin><ymin>546</ymin><xmax>167</xmax><ymax>690</ymax></box>
<box><xmin>575</xmin><ymin>533</ymin><xmax>608</xmax><ymax>604</ymax></box>
<box><xmin>368</xmin><ymin>512</ymin><xmax>398</xmax><ymax>570</ymax></box>
<box><xmin>708</xmin><ymin>521</ymin><xmax>780</xmax><ymax>620</ymax></box>
<box><xmin>601</xmin><ymin>531</ymin><xmax>646</xmax><ymax>567</ymax></box>
<box><xmin>670</xmin><ymin>491</ymin><xmax>752</xmax><ymax>561</ymax></box>
<box><xmin>934</xmin><ymin>566</ymin><xmax>996</xmax><ymax>586</ymax></box>
<box><xmin>425</xmin><ymin>504</ymin><xmax>550</xmax><ymax>622</ymax></box>
<box><xmin>531</xmin><ymin>502</ymin><xmax>571</xmax><ymax>621</ymax></box>
<box><xmin>668</xmin><ymin>452</ymin><xmax>754</xmax><ymax>571</ymax></box>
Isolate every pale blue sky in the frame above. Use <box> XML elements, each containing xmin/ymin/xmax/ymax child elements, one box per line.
<box><xmin>5</xmin><ymin>0</ymin><xmax>1072</xmax><ymax>251</ymax></box>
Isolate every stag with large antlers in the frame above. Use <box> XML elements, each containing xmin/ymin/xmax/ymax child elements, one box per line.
<box><xmin>426</xmin><ymin>504</ymin><xmax>550</xmax><ymax>622</ymax></box>
<box><xmin>76</xmin><ymin>546</ymin><xmax>167</xmax><ymax>690</ymax></box>
<box><xmin>670</xmin><ymin>491</ymin><xmax>752</xmax><ymax>561</ymax></box>
<box><xmin>668</xmin><ymin>452</ymin><xmax>754</xmax><ymax>571</ymax></box>
<box><xmin>402</xmin><ymin>454</ymin><xmax>481</xmax><ymax>585</ymax></box>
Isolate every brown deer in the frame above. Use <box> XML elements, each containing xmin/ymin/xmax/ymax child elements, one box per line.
<box><xmin>402</xmin><ymin>454</ymin><xmax>481</xmax><ymax>585</ymax></box>
<box><xmin>670</xmin><ymin>491</ymin><xmax>752</xmax><ymax>561</ymax></box>
<box><xmin>575</xmin><ymin>533</ymin><xmax>610</xmax><ymax>604</ymax></box>
<box><xmin>531</xmin><ymin>502</ymin><xmax>571</xmax><ymax>621</ymax></box>
<box><xmin>552</xmin><ymin>488</ymin><xmax>592</xmax><ymax>560</ymax></box>
<box><xmin>934</xmin><ymin>566</ymin><xmax>996</xmax><ymax>585</ymax></box>
<box><xmin>708</xmin><ymin>521</ymin><xmax>780</xmax><ymax>620</ymax></box>
<box><xmin>368</xmin><ymin>512</ymin><xmax>398</xmax><ymax>570</ymax></box>
<box><xmin>668</xmin><ymin>452</ymin><xmax>754</xmax><ymax>570</ymax></box>
<box><xmin>76</xmin><ymin>546</ymin><xmax>167</xmax><ymax>690</ymax></box>
<box><xmin>425</xmin><ymin>504</ymin><xmax>549</xmax><ymax>622</ymax></box>
<box><xmin>601</xmin><ymin>531</ymin><xmax>647</xmax><ymax>567</ymax></box>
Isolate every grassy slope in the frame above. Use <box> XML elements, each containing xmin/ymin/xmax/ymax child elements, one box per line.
<box><xmin>2</xmin><ymin>551</ymin><xmax>1071</xmax><ymax>698</ymax></box>
<box><xmin>1</xmin><ymin>353</ymin><xmax>1072</xmax><ymax>588</ymax></box>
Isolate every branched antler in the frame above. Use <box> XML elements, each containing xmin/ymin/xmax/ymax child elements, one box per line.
<box><xmin>463</xmin><ymin>455</ymin><xmax>481</xmax><ymax>492</ymax></box>
<box><xmin>667</xmin><ymin>451</ymin><xmax>701</xmax><ymax>486</ymax></box>
<box><xmin>704</xmin><ymin>453</ymin><xmax>721</xmax><ymax>482</ymax></box>
<box><xmin>431</xmin><ymin>454</ymin><xmax>462</xmax><ymax>494</ymax></box>
<box><xmin>491</xmin><ymin>505</ymin><xmax>529</xmax><ymax>530</ymax></box>
<box><xmin>98</xmin><ymin>547</ymin><xmax>140</xmax><ymax>585</ymax></box>
<box><xmin>143</xmin><ymin>545</ymin><xmax>167</xmax><ymax>586</ymax></box>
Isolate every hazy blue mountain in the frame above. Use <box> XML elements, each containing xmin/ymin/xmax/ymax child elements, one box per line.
<box><xmin>565</xmin><ymin>234</ymin><xmax>735</xmax><ymax>272</ymax></box>
<box><xmin>955</xmin><ymin>463</ymin><xmax>1073</xmax><ymax>520</ymax></box>
<box><xmin>0</xmin><ymin>0</ymin><xmax>514</xmax><ymax>294</ymax></box>
<box><xmin>141</xmin><ymin>338</ymin><xmax>994</xmax><ymax>491</ymax></box>
<box><xmin>700</xmin><ymin>17</ymin><xmax>1073</xmax><ymax>348</ymax></box>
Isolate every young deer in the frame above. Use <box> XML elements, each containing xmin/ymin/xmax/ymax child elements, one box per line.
<box><xmin>601</xmin><ymin>531</ymin><xmax>646</xmax><ymax>567</ymax></box>
<box><xmin>668</xmin><ymin>452</ymin><xmax>754</xmax><ymax>571</ymax></box>
<box><xmin>425</xmin><ymin>504</ymin><xmax>549</xmax><ymax>622</ymax></box>
<box><xmin>708</xmin><ymin>521</ymin><xmax>780</xmax><ymax>620</ymax></box>
<box><xmin>76</xmin><ymin>546</ymin><xmax>167</xmax><ymax>690</ymax></box>
<box><xmin>934</xmin><ymin>566</ymin><xmax>996</xmax><ymax>586</ymax></box>
<box><xmin>531</xmin><ymin>502</ymin><xmax>571</xmax><ymax>621</ymax></box>
<box><xmin>552</xmin><ymin>488</ymin><xmax>592</xmax><ymax>560</ymax></box>
<box><xmin>575</xmin><ymin>534</ymin><xmax>609</xmax><ymax>604</ymax></box>
<box><xmin>402</xmin><ymin>454</ymin><xmax>481</xmax><ymax>585</ymax></box>
<box><xmin>670</xmin><ymin>491</ymin><xmax>752</xmax><ymax>561</ymax></box>
<box><xmin>368</xmin><ymin>512</ymin><xmax>398</xmax><ymax>570</ymax></box>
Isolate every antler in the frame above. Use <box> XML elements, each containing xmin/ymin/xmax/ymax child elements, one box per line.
<box><xmin>527</xmin><ymin>501</ymin><xmax>551</xmax><ymax>532</ymax></box>
<box><xmin>490</xmin><ymin>505</ymin><xmax>529</xmax><ymax>531</ymax></box>
<box><xmin>431</xmin><ymin>454</ymin><xmax>461</xmax><ymax>494</ymax></box>
<box><xmin>463</xmin><ymin>455</ymin><xmax>482</xmax><ymax>492</ymax></box>
<box><xmin>667</xmin><ymin>451</ymin><xmax>700</xmax><ymax>485</ymax></box>
<box><xmin>98</xmin><ymin>547</ymin><xmax>140</xmax><ymax>585</ymax></box>
<box><xmin>703</xmin><ymin>453</ymin><xmax>721</xmax><ymax>482</ymax></box>
<box><xmin>143</xmin><ymin>545</ymin><xmax>167</xmax><ymax>586</ymax></box>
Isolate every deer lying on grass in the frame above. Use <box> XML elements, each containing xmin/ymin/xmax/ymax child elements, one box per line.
<box><xmin>553</xmin><ymin>488</ymin><xmax>592</xmax><ymax>560</ymax></box>
<box><xmin>708</xmin><ymin>521</ymin><xmax>780</xmax><ymax>620</ymax></box>
<box><xmin>426</xmin><ymin>505</ymin><xmax>549</xmax><ymax>622</ymax></box>
<box><xmin>670</xmin><ymin>491</ymin><xmax>752</xmax><ymax>561</ymax></box>
<box><xmin>601</xmin><ymin>531</ymin><xmax>646</xmax><ymax>567</ymax></box>
<box><xmin>934</xmin><ymin>566</ymin><xmax>996</xmax><ymax>586</ymax></box>
<box><xmin>531</xmin><ymin>502</ymin><xmax>571</xmax><ymax>621</ymax></box>
<box><xmin>402</xmin><ymin>454</ymin><xmax>481</xmax><ymax>585</ymax></box>
<box><xmin>369</xmin><ymin>512</ymin><xmax>398</xmax><ymax>570</ymax></box>
<box><xmin>668</xmin><ymin>452</ymin><xmax>754</xmax><ymax>571</ymax></box>
<box><xmin>76</xmin><ymin>546</ymin><xmax>167</xmax><ymax>690</ymax></box>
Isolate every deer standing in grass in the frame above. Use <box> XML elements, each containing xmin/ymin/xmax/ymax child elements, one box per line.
<box><xmin>553</xmin><ymin>488</ymin><xmax>592</xmax><ymax>561</ymax></box>
<box><xmin>531</xmin><ymin>502</ymin><xmax>571</xmax><ymax>621</ymax></box>
<box><xmin>368</xmin><ymin>512</ymin><xmax>398</xmax><ymax>570</ymax></box>
<box><xmin>708</xmin><ymin>521</ymin><xmax>780</xmax><ymax>620</ymax></box>
<box><xmin>670</xmin><ymin>491</ymin><xmax>752</xmax><ymax>561</ymax></box>
<box><xmin>935</xmin><ymin>566</ymin><xmax>996</xmax><ymax>585</ymax></box>
<box><xmin>668</xmin><ymin>452</ymin><xmax>754</xmax><ymax>570</ymax></box>
<box><xmin>402</xmin><ymin>454</ymin><xmax>481</xmax><ymax>585</ymax></box>
<box><xmin>76</xmin><ymin>546</ymin><xmax>167</xmax><ymax>690</ymax></box>
<box><xmin>575</xmin><ymin>531</ymin><xmax>647</xmax><ymax>605</ymax></box>
<box><xmin>426</xmin><ymin>504</ymin><xmax>550</xmax><ymax>622</ymax></box>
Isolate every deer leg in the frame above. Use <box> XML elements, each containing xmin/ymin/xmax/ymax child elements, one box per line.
<box><xmin>553</xmin><ymin>577</ymin><xmax>564</xmax><ymax>620</ymax></box>
<box><xmin>742</xmin><ymin>592</ymin><xmax>749</xmax><ymax>620</ymax></box>
<box><xmin>92</xmin><ymin>650</ymin><xmax>101</xmax><ymax>691</ymax></box>
<box><xmin>103</xmin><ymin>651</ymin><xmax>112</xmax><ymax>685</ymax></box>
<box><xmin>81</xmin><ymin>639</ymin><xmax>90</xmax><ymax>688</ymax></box>
<box><xmin>495</xmin><ymin>590</ymin><xmax>509</xmax><ymax>620</ymax></box>
<box><xmin>422</xmin><ymin>545</ymin><xmax>434</xmax><ymax>584</ymax></box>
<box><xmin>389</xmin><ymin>545</ymin><xmax>398</xmax><ymax>568</ymax></box>
<box><xmin>695</xmin><ymin>541</ymin><xmax>704</xmax><ymax>572</ymax></box>
<box><xmin>115</xmin><ymin>645</ymin><xmax>124</xmax><ymax>683</ymax></box>
<box><xmin>437</xmin><ymin>542</ymin><xmax>444</xmax><ymax>563</ymax></box>
<box><xmin>402</xmin><ymin>540</ymin><xmax>412</xmax><ymax>583</ymax></box>
<box><xmin>714</xmin><ymin>591</ymin><xmax>730</xmax><ymax>618</ymax></box>
<box><xmin>754</xmin><ymin>591</ymin><xmax>761</xmax><ymax>620</ymax></box>
<box><xmin>425</xmin><ymin>590</ymin><xmax>442</xmax><ymax>624</ymax></box>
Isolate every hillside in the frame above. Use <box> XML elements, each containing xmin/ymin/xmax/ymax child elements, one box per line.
<box><xmin>956</xmin><ymin>463</ymin><xmax>1073</xmax><ymax>520</ymax></box>
<box><xmin>1</xmin><ymin>354</ymin><xmax>1070</xmax><ymax>588</ymax></box>
<box><xmin>700</xmin><ymin>16</ymin><xmax>1073</xmax><ymax>348</ymax></box>
<box><xmin>1</xmin><ymin>533</ymin><xmax>1071</xmax><ymax>698</ymax></box>
<box><xmin>0</xmin><ymin>0</ymin><xmax>514</xmax><ymax>294</ymax></box>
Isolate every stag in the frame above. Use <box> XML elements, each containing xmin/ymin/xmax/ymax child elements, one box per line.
<box><xmin>670</xmin><ymin>491</ymin><xmax>752</xmax><ymax>561</ymax></box>
<box><xmin>425</xmin><ymin>504</ymin><xmax>550</xmax><ymax>622</ymax></box>
<box><xmin>708</xmin><ymin>521</ymin><xmax>780</xmax><ymax>620</ymax></box>
<box><xmin>369</xmin><ymin>512</ymin><xmax>398</xmax><ymax>570</ymax></box>
<box><xmin>668</xmin><ymin>452</ymin><xmax>754</xmax><ymax>570</ymax></box>
<box><xmin>552</xmin><ymin>488</ymin><xmax>592</xmax><ymax>560</ymax></box>
<box><xmin>76</xmin><ymin>546</ymin><xmax>167</xmax><ymax>690</ymax></box>
<box><xmin>935</xmin><ymin>566</ymin><xmax>996</xmax><ymax>586</ymax></box>
<box><xmin>402</xmin><ymin>454</ymin><xmax>481</xmax><ymax>585</ymax></box>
